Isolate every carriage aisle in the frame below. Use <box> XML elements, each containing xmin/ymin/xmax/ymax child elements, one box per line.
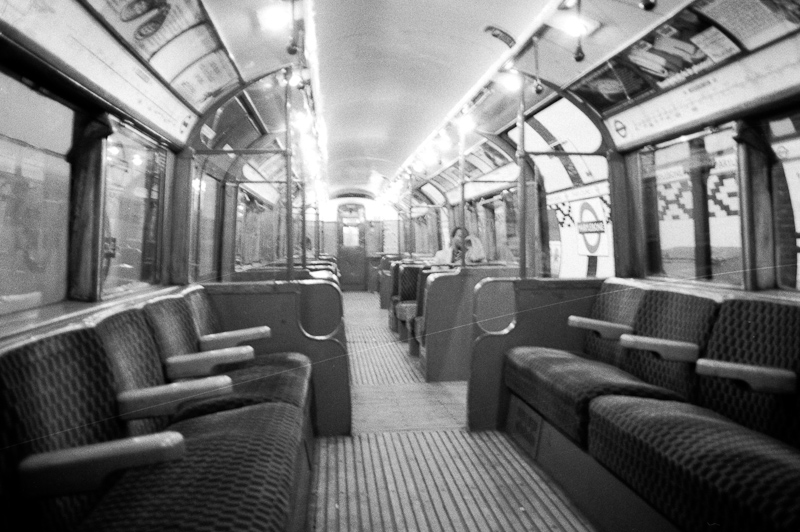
<box><xmin>307</xmin><ymin>291</ymin><xmax>597</xmax><ymax>531</ymax></box>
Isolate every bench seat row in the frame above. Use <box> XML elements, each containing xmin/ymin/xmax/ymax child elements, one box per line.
<box><xmin>501</xmin><ymin>279</ymin><xmax>800</xmax><ymax>532</ymax></box>
<box><xmin>0</xmin><ymin>284</ymin><xmax>314</xmax><ymax>532</ymax></box>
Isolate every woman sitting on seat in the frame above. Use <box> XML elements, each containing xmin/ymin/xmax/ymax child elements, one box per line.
<box><xmin>432</xmin><ymin>226</ymin><xmax>467</xmax><ymax>265</ymax></box>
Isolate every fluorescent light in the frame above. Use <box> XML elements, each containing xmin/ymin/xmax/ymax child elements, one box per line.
<box><xmin>498</xmin><ymin>71</ymin><xmax>523</xmax><ymax>92</ymax></box>
<box><xmin>455</xmin><ymin>114</ymin><xmax>476</xmax><ymax>134</ymax></box>
<box><xmin>547</xmin><ymin>11</ymin><xmax>600</xmax><ymax>37</ymax></box>
<box><xmin>257</xmin><ymin>3</ymin><xmax>291</xmax><ymax>33</ymax></box>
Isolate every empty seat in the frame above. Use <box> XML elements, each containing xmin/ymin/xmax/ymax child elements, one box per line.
<box><xmin>0</xmin><ymin>325</ymin><xmax>308</xmax><ymax>532</ymax></box>
<box><xmin>93</xmin><ymin>307</ymin><xmax>309</xmax><ymax>425</ymax></box>
<box><xmin>588</xmin><ymin>298</ymin><xmax>800</xmax><ymax>532</ymax></box>
<box><xmin>142</xmin><ymin>295</ymin><xmax>311</xmax><ymax>412</ymax></box>
<box><xmin>395</xmin><ymin>264</ymin><xmax>424</xmax><ymax>342</ymax></box>
<box><xmin>503</xmin><ymin>281</ymin><xmax>719</xmax><ymax>445</ymax></box>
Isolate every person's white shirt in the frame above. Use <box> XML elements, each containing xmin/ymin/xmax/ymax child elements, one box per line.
<box><xmin>431</xmin><ymin>248</ymin><xmax>450</xmax><ymax>265</ymax></box>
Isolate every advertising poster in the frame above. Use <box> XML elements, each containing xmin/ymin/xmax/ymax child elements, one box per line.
<box><xmin>569</xmin><ymin>8</ymin><xmax>741</xmax><ymax>115</ymax></box>
<box><xmin>86</xmin><ymin>0</ymin><xmax>238</xmax><ymax>111</ymax></box>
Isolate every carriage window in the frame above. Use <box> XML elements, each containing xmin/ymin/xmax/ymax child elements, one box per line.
<box><xmin>640</xmin><ymin>125</ymin><xmax>742</xmax><ymax>285</ymax></box>
<box><xmin>191</xmin><ymin>173</ymin><xmax>221</xmax><ymax>281</ymax></box>
<box><xmin>0</xmin><ymin>73</ymin><xmax>73</xmax><ymax>315</ymax></box>
<box><xmin>766</xmin><ymin>112</ymin><xmax>800</xmax><ymax>289</ymax></box>
<box><xmin>101</xmin><ymin>122</ymin><xmax>166</xmax><ymax>295</ymax></box>
<box><xmin>236</xmin><ymin>188</ymin><xmax>277</xmax><ymax>270</ymax></box>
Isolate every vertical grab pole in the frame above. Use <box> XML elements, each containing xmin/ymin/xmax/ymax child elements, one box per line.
<box><xmin>301</xmin><ymin>177</ymin><xmax>307</xmax><ymax>269</ymax></box>
<box><xmin>284</xmin><ymin>68</ymin><xmax>294</xmax><ymax>280</ymax></box>
<box><xmin>517</xmin><ymin>71</ymin><xmax>527</xmax><ymax>279</ymax></box>
<box><xmin>408</xmin><ymin>177</ymin><xmax>414</xmax><ymax>257</ymax></box>
<box><xmin>459</xmin><ymin>123</ymin><xmax>467</xmax><ymax>268</ymax></box>
<box><xmin>315</xmin><ymin>201</ymin><xmax>321</xmax><ymax>259</ymax></box>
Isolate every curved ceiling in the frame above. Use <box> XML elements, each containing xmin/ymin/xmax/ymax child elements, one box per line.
<box><xmin>312</xmin><ymin>0</ymin><xmax>550</xmax><ymax>198</ymax></box>
<box><xmin>196</xmin><ymin>0</ymin><xmax>712</xmax><ymax>204</ymax></box>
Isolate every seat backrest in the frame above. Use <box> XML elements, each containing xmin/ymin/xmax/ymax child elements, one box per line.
<box><xmin>390</xmin><ymin>261</ymin><xmax>401</xmax><ymax>298</ymax></box>
<box><xmin>92</xmin><ymin>307</ymin><xmax>171</xmax><ymax>436</ymax></box>
<box><xmin>182</xmin><ymin>286</ymin><xmax>221</xmax><ymax>337</ymax></box>
<box><xmin>142</xmin><ymin>295</ymin><xmax>199</xmax><ymax>358</ymax></box>
<box><xmin>416</xmin><ymin>266</ymin><xmax>451</xmax><ymax>317</ymax></box>
<box><xmin>698</xmin><ymin>298</ymin><xmax>800</xmax><ymax>447</ymax></box>
<box><xmin>620</xmin><ymin>288</ymin><xmax>720</xmax><ymax>400</ymax></box>
<box><xmin>584</xmin><ymin>279</ymin><xmax>647</xmax><ymax>365</ymax></box>
<box><xmin>398</xmin><ymin>264</ymin><xmax>423</xmax><ymax>302</ymax></box>
<box><xmin>0</xmin><ymin>327</ymin><xmax>123</xmax><ymax>531</ymax></box>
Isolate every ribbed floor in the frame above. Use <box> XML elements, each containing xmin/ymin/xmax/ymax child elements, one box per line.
<box><xmin>346</xmin><ymin>293</ymin><xmax>424</xmax><ymax>385</ymax></box>
<box><xmin>308</xmin><ymin>291</ymin><xmax>597</xmax><ymax>532</ymax></box>
<box><xmin>309</xmin><ymin>430</ymin><xmax>595</xmax><ymax>532</ymax></box>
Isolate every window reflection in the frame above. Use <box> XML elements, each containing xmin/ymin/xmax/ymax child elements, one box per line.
<box><xmin>101</xmin><ymin>122</ymin><xmax>165</xmax><ymax>295</ymax></box>
<box><xmin>0</xmin><ymin>74</ymin><xmax>72</xmax><ymax>315</ymax></box>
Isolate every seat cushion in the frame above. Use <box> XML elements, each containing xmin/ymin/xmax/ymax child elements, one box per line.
<box><xmin>589</xmin><ymin>396</ymin><xmax>800</xmax><ymax>532</ymax></box>
<box><xmin>395</xmin><ymin>301</ymin><xmax>417</xmax><ymax>322</ymax></box>
<box><xmin>172</xmin><ymin>353</ymin><xmax>311</xmax><ymax>421</ymax></box>
<box><xmin>504</xmin><ymin>347</ymin><xmax>681</xmax><ymax>445</ymax></box>
<box><xmin>79</xmin><ymin>403</ymin><xmax>305</xmax><ymax>532</ymax></box>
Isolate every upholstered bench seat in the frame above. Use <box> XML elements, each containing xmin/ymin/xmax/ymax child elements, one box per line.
<box><xmin>96</xmin><ymin>307</ymin><xmax>312</xmax><ymax>425</ymax></box>
<box><xmin>395</xmin><ymin>301</ymin><xmax>417</xmax><ymax>323</ymax></box>
<box><xmin>79</xmin><ymin>403</ymin><xmax>307</xmax><ymax>532</ymax></box>
<box><xmin>505</xmin><ymin>347</ymin><xmax>681</xmax><ymax>445</ymax></box>
<box><xmin>173</xmin><ymin>353</ymin><xmax>311</xmax><ymax>421</ymax></box>
<box><xmin>589</xmin><ymin>395</ymin><xmax>800</xmax><ymax>532</ymax></box>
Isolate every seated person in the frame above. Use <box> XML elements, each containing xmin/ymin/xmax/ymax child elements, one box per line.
<box><xmin>464</xmin><ymin>235</ymin><xmax>486</xmax><ymax>263</ymax></box>
<box><xmin>431</xmin><ymin>226</ymin><xmax>467</xmax><ymax>265</ymax></box>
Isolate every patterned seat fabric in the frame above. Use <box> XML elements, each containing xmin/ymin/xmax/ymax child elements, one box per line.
<box><xmin>589</xmin><ymin>396</ymin><xmax>800</xmax><ymax>532</ymax></box>
<box><xmin>182</xmin><ymin>287</ymin><xmax>221</xmax><ymax>337</ymax></box>
<box><xmin>505</xmin><ymin>347</ymin><xmax>681</xmax><ymax>444</ymax></box>
<box><xmin>398</xmin><ymin>265</ymin><xmax>422</xmax><ymax>302</ymax></box>
<box><xmin>136</xmin><ymin>297</ymin><xmax>312</xmax><ymax>416</ymax></box>
<box><xmin>94</xmin><ymin>308</ymin><xmax>172</xmax><ymax>436</ymax></box>
<box><xmin>395</xmin><ymin>301</ymin><xmax>417</xmax><ymax>322</ymax></box>
<box><xmin>619</xmin><ymin>289</ymin><xmax>719</xmax><ymax>400</ymax></box>
<box><xmin>173</xmin><ymin>354</ymin><xmax>311</xmax><ymax>421</ymax></box>
<box><xmin>0</xmin><ymin>328</ymin><xmax>126</xmax><ymax>532</ymax></box>
<box><xmin>697</xmin><ymin>298</ymin><xmax>800</xmax><ymax>447</ymax></box>
<box><xmin>581</xmin><ymin>280</ymin><xmax>646</xmax><ymax>365</ymax></box>
<box><xmin>78</xmin><ymin>404</ymin><xmax>305</xmax><ymax>532</ymax></box>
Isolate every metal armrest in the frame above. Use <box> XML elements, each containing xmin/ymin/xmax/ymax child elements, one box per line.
<box><xmin>620</xmin><ymin>334</ymin><xmax>699</xmax><ymax>362</ymax></box>
<box><xmin>19</xmin><ymin>432</ymin><xmax>185</xmax><ymax>496</ymax></box>
<box><xmin>165</xmin><ymin>346</ymin><xmax>254</xmax><ymax>379</ymax></box>
<box><xmin>117</xmin><ymin>376</ymin><xmax>234</xmax><ymax>419</ymax></box>
<box><xmin>567</xmin><ymin>316</ymin><xmax>633</xmax><ymax>340</ymax></box>
<box><xmin>199</xmin><ymin>326</ymin><xmax>271</xmax><ymax>351</ymax></box>
<box><xmin>696</xmin><ymin>359</ymin><xmax>796</xmax><ymax>394</ymax></box>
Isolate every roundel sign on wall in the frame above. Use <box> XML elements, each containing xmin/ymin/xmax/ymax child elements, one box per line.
<box><xmin>575</xmin><ymin>198</ymin><xmax>609</xmax><ymax>257</ymax></box>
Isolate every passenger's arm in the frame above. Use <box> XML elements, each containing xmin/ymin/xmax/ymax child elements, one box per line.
<box><xmin>696</xmin><ymin>359</ymin><xmax>796</xmax><ymax>394</ymax></box>
<box><xmin>567</xmin><ymin>316</ymin><xmax>633</xmax><ymax>340</ymax></box>
<box><xmin>620</xmin><ymin>334</ymin><xmax>699</xmax><ymax>362</ymax></box>
<box><xmin>117</xmin><ymin>376</ymin><xmax>234</xmax><ymax>419</ymax></box>
<box><xmin>165</xmin><ymin>346</ymin><xmax>254</xmax><ymax>379</ymax></box>
<box><xmin>198</xmin><ymin>326</ymin><xmax>271</xmax><ymax>351</ymax></box>
<box><xmin>19</xmin><ymin>432</ymin><xmax>185</xmax><ymax>496</ymax></box>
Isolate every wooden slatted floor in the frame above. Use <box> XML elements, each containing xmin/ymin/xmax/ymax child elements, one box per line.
<box><xmin>345</xmin><ymin>292</ymin><xmax>425</xmax><ymax>385</ymax></box>
<box><xmin>310</xmin><ymin>430</ymin><xmax>595</xmax><ymax>532</ymax></box>
<box><xmin>308</xmin><ymin>291</ymin><xmax>596</xmax><ymax>532</ymax></box>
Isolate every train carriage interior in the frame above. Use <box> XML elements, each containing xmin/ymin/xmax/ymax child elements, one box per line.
<box><xmin>2</xmin><ymin>0</ymin><xmax>800</xmax><ymax>530</ymax></box>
